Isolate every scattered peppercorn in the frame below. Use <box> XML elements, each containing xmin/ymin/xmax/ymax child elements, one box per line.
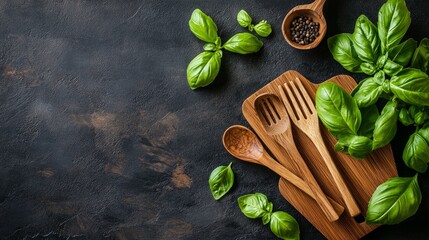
<box><xmin>290</xmin><ymin>16</ymin><xmax>320</xmax><ymax>45</ymax></box>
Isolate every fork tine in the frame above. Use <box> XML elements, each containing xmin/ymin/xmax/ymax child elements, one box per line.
<box><xmin>281</xmin><ymin>83</ymin><xmax>305</xmax><ymax>121</ymax></box>
<box><xmin>289</xmin><ymin>80</ymin><xmax>310</xmax><ymax>118</ymax></box>
<box><xmin>294</xmin><ymin>77</ymin><xmax>316</xmax><ymax>113</ymax></box>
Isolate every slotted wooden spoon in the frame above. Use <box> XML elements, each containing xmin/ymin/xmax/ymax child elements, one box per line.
<box><xmin>254</xmin><ymin>93</ymin><xmax>339</xmax><ymax>222</ymax></box>
<box><xmin>278</xmin><ymin>77</ymin><xmax>361</xmax><ymax>217</ymax></box>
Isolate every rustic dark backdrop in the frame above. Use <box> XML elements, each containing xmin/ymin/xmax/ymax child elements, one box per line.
<box><xmin>0</xmin><ymin>0</ymin><xmax>428</xmax><ymax>239</ymax></box>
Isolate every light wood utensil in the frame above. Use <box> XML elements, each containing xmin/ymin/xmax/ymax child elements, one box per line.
<box><xmin>254</xmin><ymin>93</ymin><xmax>339</xmax><ymax>222</ymax></box>
<box><xmin>222</xmin><ymin>125</ymin><xmax>344</xmax><ymax>215</ymax></box>
<box><xmin>278</xmin><ymin>77</ymin><xmax>361</xmax><ymax>217</ymax></box>
<box><xmin>282</xmin><ymin>0</ymin><xmax>327</xmax><ymax>50</ymax></box>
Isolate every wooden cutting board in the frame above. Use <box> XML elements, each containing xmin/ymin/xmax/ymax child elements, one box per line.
<box><xmin>242</xmin><ymin>70</ymin><xmax>398</xmax><ymax>240</ymax></box>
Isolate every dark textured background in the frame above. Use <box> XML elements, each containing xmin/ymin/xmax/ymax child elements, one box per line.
<box><xmin>0</xmin><ymin>0</ymin><xmax>428</xmax><ymax>239</ymax></box>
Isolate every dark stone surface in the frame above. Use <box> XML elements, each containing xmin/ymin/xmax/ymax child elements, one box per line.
<box><xmin>0</xmin><ymin>0</ymin><xmax>428</xmax><ymax>239</ymax></box>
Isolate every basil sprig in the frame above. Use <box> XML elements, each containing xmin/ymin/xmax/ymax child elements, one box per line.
<box><xmin>237</xmin><ymin>10</ymin><xmax>272</xmax><ymax>37</ymax></box>
<box><xmin>238</xmin><ymin>193</ymin><xmax>300</xmax><ymax>239</ymax></box>
<box><xmin>187</xmin><ymin>9</ymin><xmax>265</xmax><ymax>90</ymax></box>
<box><xmin>208</xmin><ymin>162</ymin><xmax>234</xmax><ymax>200</ymax></box>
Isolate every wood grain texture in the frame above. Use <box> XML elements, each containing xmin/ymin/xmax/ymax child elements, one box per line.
<box><xmin>242</xmin><ymin>70</ymin><xmax>398</xmax><ymax>240</ymax></box>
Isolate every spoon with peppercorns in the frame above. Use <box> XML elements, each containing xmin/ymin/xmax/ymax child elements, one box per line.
<box><xmin>282</xmin><ymin>0</ymin><xmax>326</xmax><ymax>50</ymax></box>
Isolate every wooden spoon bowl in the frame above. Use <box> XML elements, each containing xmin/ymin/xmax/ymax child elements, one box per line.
<box><xmin>282</xmin><ymin>0</ymin><xmax>327</xmax><ymax>50</ymax></box>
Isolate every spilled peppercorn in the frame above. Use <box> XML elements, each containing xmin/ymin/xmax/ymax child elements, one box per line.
<box><xmin>290</xmin><ymin>16</ymin><xmax>320</xmax><ymax>45</ymax></box>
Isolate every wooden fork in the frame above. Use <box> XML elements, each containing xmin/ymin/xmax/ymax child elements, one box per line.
<box><xmin>278</xmin><ymin>77</ymin><xmax>361</xmax><ymax>217</ymax></box>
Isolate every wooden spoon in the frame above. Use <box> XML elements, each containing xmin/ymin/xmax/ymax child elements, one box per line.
<box><xmin>282</xmin><ymin>0</ymin><xmax>327</xmax><ymax>50</ymax></box>
<box><xmin>223</xmin><ymin>125</ymin><xmax>344</xmax><ymax>216</ymax></box>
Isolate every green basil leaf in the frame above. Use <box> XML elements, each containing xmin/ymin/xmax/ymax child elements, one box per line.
<box><xmin>360</xmin><ymin>62</ymin><xmax>378</xmax><ymax>75</ymax></box>
<box><xmin>203</xmin><ymin>43</ymin><xmax>217</xmax><ymax>51</ymax></box>
<box><xmin>408</xmin><ymin>105</ymin><xmax>422</xmax><ymax>119</ymax></box>
<box><xmin>262</xmin><ymin>212</ymin><xmax>272</xmax><ymax>225</ymax></box>
<box><xmin>328</xmin><ymin>33</ymin><xmax>362</xmax><ymax>73</ymax></box>
<box><xmin>399</xmin><ymin>108</ymin><xmax>414</xmax><ymax>126</ymax></box>
<box><xmin>389</xmin><ymin>38</ymin><xmax>417</xmax><ymax>66</ymax></box>
<box><xmin>189</xmin><ymin>9</ymin><xmax>219</xmax><ymax>43</ymax></box>
<box><xmin>269</xmin><ymin>211</ymin><xmax>300</xmax><ymax>240</ymax></box>
<box><xmin>376</xmin><ymin>54</ymin><xmax>388</xmax><ymax>69</ymax></box>
<box><xmin>390</xmin><ymin>68</ymin><xmax>429</xmax><ymax>106</ymax></box>
<box><xmin>373</xmin><ymin>100</ymin><xmax>398</xmax><ymax>150</ymax></box>
<box><xmin>187</xmin><ymin>50</ymin><xmax>222</xmax><ymax>90</ymax></box>
<box><xmin>358</xmin><ymin>105</ymin><xmax>380</xmax><ymax>137</ymax></box>
<box><xmin>208</xmin><ymin>162</ymin><xmax>234</xmax><ymax>200</ymax></box>
<box><xmin>334</xmin><ymin>135</ymin><xmax>355</xmax><ymax>153</ymax></box>
<box><xmin>353</xmin><ymin>77</ymin><xmax>383</xmax><ymax>108</ymax></box>
<box><xmin>254</xmin><ymin>20</ymin><xmax>272</xmax><ymax>37</ymax></box>
<box><xmin>377</xmin><ymin>0</ymin><xmax>411</xmax><ymax>54</ymax></box>
<box><xmin>366</xmin><ymin>174</ymin><xmax>421</xmax><ymax>225</ymax></box>
<box><xmin>223</xmin><ymin>32</ymin><xmax>263</xmax><ymax>54</ymax></box>
<box><xmin>411</xmin><ymin>38</ymin><xmax>429</xmax><ymax>73</ymax></box>
<box><xmin>353</xmin><ymin>15</ymin><xmax>380</xmax><ymax>63</ymax></box>
<box><xmin>414</xmin><ymin>111</ymin><xmax>429</xmax><ymax>125</ymax></box>
<box><xmin>418</xmin><ymin>124</ymin><xmax>429</xmax><ymax>141</ymax></box>
<box><xmin>316</xmin><ymin>82</ymin><xmax>362</xmax><ymax>138</ymax></box>
<box><xmin>238</xmin><ymin>193</ymin><xmax>273</xmax><ymax>219</ymax></box>
<box><xmin>383</xmin><ymin>59</ymin><xmax>403</xmax><ymax>76</ymax></box>
<box><xmin>403</xmin><ymin>132</ymin><xmax>429</xmax><ymax>173</ymax></box>
<box><xmin>348</xmin><ymin>135</ymin><xmax>373</xmax><ymax>159</ymax></box>
<box><xmin>237</xmin><ymin>10</ymin><xmax>252</xmax><ymax>28</ymax></box>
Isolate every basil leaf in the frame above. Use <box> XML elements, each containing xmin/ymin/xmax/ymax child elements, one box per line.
<box><xmin>203</xmin><ymin>43</ymin><xmax>217</xmax><ymax>51</ymax></box>
<box><xmin>254</xmin><ymin>20</ymin><xmax>272</xmax><ymax>37</ymax></box>
<box><xmin>414</xmin><ymin>111</ymin><xmax>429</xmax><ymax>125</ymax></box>
<box><xmin>389</xmin><ymin>38</ymin><xmax>417</xmax><ymax>66</ymax></box>
<box><xmin>187</xmin><ymin>50</ymin><xmax>222</xmax><ymax>90</ymax></box>
<box><xmin>376</xmin><ymin>54</ymin><xmax>388</xmax><ymax>69</ymax></box>
<box><xmin>411</xmin><ymin>38</ymin><xmax>429</xmax><ymax>73</ymax></box>
<box><xmin>360</xmin><ymin>62</ymin><xmax>378</xmax><ymax>75</ymax></box>
<box><xmin>403</xmin><ymin>132</ymin><xmax>429</xmax><ymax>173</ymax></box>
<box><xmin>399</xmin><ymin>108</ymin><xmax>414</xmax><ymax>126</ymax></box>
<box><xmin>269</xmin><ymin>211</ymin><xmax>300</xmax><ymax>240</ymax></box>
<box><xmin>208</xmin><ymin>162</ymin><xmax>234</xmax><ymax>200</ymax></box>
<box><xmin>353</xmin><ymin>15</ymin><xmax>380</xmax><ymax>63</ymax></box>
<box><xmin>377</xmin><ymin>0</ymin><xmax>411</xmax><ymax>54</ymax></box>
<box><xmin>238</xmin><ymin>193</ymin><xmax>273</xmax><ymax>219</ymax></box>
<box><xmin>383</xmin><ymin>59</ymin><xmax>403</xmax><ymax>76</ymax></box>
<box><xmin>358</xmin><ymin>105</ymin><xmax>380</xmax><ymax>138</ymax></box>
<box><xmin>366</xmin><ymin>174</ymin><xmax>421</xmax><ymax>225</ymax></box>
<box><xmin>223</xmin><ymin>33</ymin><xmax>263</xmax><ymax>54</ymax></box>
<box><xmin>328</xmin><ymin>33</ymin><xmax>362</xmax><ymax>73</ymax></box>
<box><xmin>237</xmin><ymin>10</ymin><xmax>252</xmax><ymax>28</ymax></box>
<box><xmin>189</xmin><ymin>9</ymin><xmax>219</xmax><ymax>43</ymax></box>
<box><xmin>316</xmin><ymin>82</ymin><xmax>362</xmax><ymax>138</ymax></box>
<box><xmin>390</xmin><ymin>68</ymin><xmax>429</xmax><ymax>106</ymax></box>
<box><xmin>373</xmin><ymin>100</ymin><xmax>398</xmax><ymax>150</ymax></box>
<box><xmin>353</xmin><ymin>77</ymin><xmax>383</xmax><ymax>108</ymax></box>
<box><xmin>262</xmin><ymin>212</ymin><xmax>272</xmax><ymax>225</ymax></box>
<box><xmin>348</xmin><ymin>135</ymin><xmax>373</xmax><ymax>159</ymax></box>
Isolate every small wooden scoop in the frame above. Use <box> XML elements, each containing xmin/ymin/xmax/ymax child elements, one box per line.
<box><xmin>282</xmin><ymin>0</ymin><xmax>327</xmax><ymax>50</ymax></box>
<box><xmin>223</xmin><ymin>125</ymin><xmax>344</xmax><ymax>216</ymax></box>
<box><xmin>254</xmin><ymin>93</ymin><xmax>339</xmax><ymax>222</ymax></box>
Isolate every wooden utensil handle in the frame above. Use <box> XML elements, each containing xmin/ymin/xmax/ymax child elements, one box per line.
<box><xmin>275</xmin><ymin>134</ymin><xmax>339</xmax><ymax>221</ymax></box>
<box><xmin>262</xmin><ymin>153</ymin><xmax>344</xmax><ymax>216</ymax></box>
<box><xmin>313</xmin><ymin>135</ymin><xmax>361</xmax><ymax>217</ymax></box>
<box><xmin>310</xmin><ymin>0</ymin><xmax>326</xmax><ymax>15</ymax></box>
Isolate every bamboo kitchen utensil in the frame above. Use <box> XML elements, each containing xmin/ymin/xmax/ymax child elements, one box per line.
<box><xmin>222</xmin><ymin>125</ymin><xmax>344</xmax><ymax>215</ymax></box>
<box><xmin>282</xmin><ymin>0</ymin><xmax>327</xmax><ymax>50</ymax></box>
<box><xmin>254</xmin><ymin>93</ymin><xmax>339</xmax><ymax>222</ymax></box>
<box><xmin>278</xmin><ymin>77</ymin><xmax>361</xmax><ymax>217</ymax></box>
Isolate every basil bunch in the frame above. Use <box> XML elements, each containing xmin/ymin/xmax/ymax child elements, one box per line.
<box><xmin>237</xmin><ymin>10</ymin><xmax>272</xmax><ymax>37</ymax></box>
<box><xmin>321</xmin><ymin>0</ymin><xmax>428</xmax><ymax>225</ymax></box>
<box><xmin>187</xmin><ymin>9</ymin><xmax>264</xmax><ymax>90</ymax></box>
<box><xmin>208</xmin><ymin>162</ymin><xmax>234</xmax><ymax>200</ymax></box>
<box><xmin>238</xmin><ymin>193</ymin><xmax>300</xmax><ymax>240</ymax></box>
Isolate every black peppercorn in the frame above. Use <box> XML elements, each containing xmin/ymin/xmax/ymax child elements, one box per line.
<box><xmin>289</xmin><ymin>16</ymin><xmax>320</xmax><ymax>45</ymax></box>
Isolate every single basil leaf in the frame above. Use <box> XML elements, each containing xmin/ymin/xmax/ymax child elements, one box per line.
<box><xmin>348</xmin><ymin>135</ymin><xmax>373</xmax><ymax>159</ymax></box>
<box><xmin>237</xmin><ymin>10</ymin><xmax>252</xmax><ymax>28</ymax></box>
<box><xmin>418</xmin><ymin>125</ymin><xmax>429</xmax><ymax>141</ymax></box>
<box><xmin>262</xmin><ymin>212</ymin><xmax>272</xmax><ymax>225</ymax></box>
<box><xmin>389</xmin><ymin>38</ymin><xmax>417</xmax><ymax>66</ymax></box>
<box><xmin>399</xmin><ymin>108</ymin><xmax>414</xmax><ymax>126</ymax></box>
<box><xmin>358</xmin><ymin>104</ymin><xmax>380</xmax><ymax>137</ymax></box>
<box><xmin>411</xmin><ymin>38</ymin><xmax>429</xmax><ymax>73</ymax></box>
<box><xmin>238</xmin><ymin>193</ymin><xmax>273</xmax><ymax>219</ymax></box>
<box><xmin>390</xmin><ymin>68</ymin><xmax>429</xmax><ymax>106</ymax></box>
<box><xmin>189</xmin><ymin>9</ymin><xmax>219</xmax><ymax>43</ymax></box>
<box><xmin>203</xmin><ymin>43</ymin><xmax>217</xmax><ymax>51</ymax></box>
<box><xmin>328</xmin><ymin>33</ymin><xmax>363</xmax><ymax>73</ymax></box>
<box><xmin>376</xmin><ymin>54</ymin><xmax>388</xmax><ymax>69</ymax></box>
<box><xmin>366</xmin><ymin>174</ymin><xmax>421</xmax><ymax>225</ymax></box>
<box><xmin>408</xmin><ymin>105</ymin><xmax>422</xmax><ymax>119</ymax></box>
<box><xmin>208</xmin><ymin>162</ymin><xmax>234</xmax><ymax>200</ymax></box>
<box><xmin>334</xmin><ymin>134</ymin><xmax>355</xmax><ymax>153</ymax></box>
<box><xmin>353</xmin><ymin>15</ymin><xmax>380</xmax><ymax>63</ymax></box>
<box><xmin>223</xmin><ymin>32</ymin><xmax>263</xmax><ymax>54</ymax></box>
<box><xmin>269</xmin><ymin>211</ymin><xmax>300</xmax><ymax>240</ymax></box>
<box><xmin>360</xmin><ymin>62</ymin><xmax>378</xmax><ymax>75</ymax></box>
<box><xmin>316</xmin><ymin>82</ymin><xmax>362</xmax><ymax>138</ymax></box>
<box><xmin>353</xmin><ymin>77</ymin><xmax>383</xmax><ymax>108</ymax></box>
<box><xmin>403</xmin><ymin>132</ymin><xmax>429</xmax><ymax>173</ymax></box>
<box><xmin>254</xmin><ymin>20</ymin><xmax>272</xmax><ymax>37</ymax></box>
<box><xmin>378</xmin><ymin>0</ymin><xmax>411</xmax><ymax>54</ymax></box>
<box><xmin>383</xmin><ymin>59</ymin><xmax>403</xmax><ymax>76</ymax></box>
<box><xmin>414</xmin><ymin>111</ymin><xmax>429</xmax><ymax>125</ymax></box>
<box><xmin>373</xmin><ymin>100</ymin><xmax>398</xmax><ymax>150</ymax></box>
<box><xmin>187</xmin><ymin>50</ymin><xmax>222</xmax><ymax>90</ymax></box>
